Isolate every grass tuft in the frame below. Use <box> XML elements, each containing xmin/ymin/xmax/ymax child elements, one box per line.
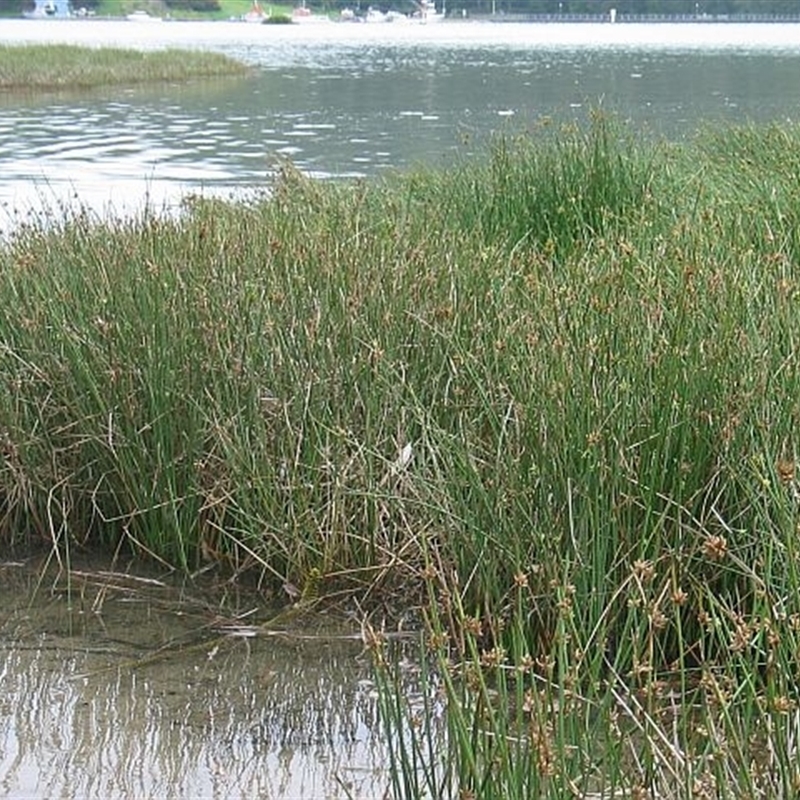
<box><xmin>0</xmin><ymin>44</ymin><xmax>249</xmax><ymax>91</ymax></box>
<box><xmin>4</xmin><ymin>115</ymin><xmax>800</xmax><ymax>794</ymax></box>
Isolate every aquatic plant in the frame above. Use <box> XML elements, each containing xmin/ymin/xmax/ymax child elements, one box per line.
<box><xmin>0</xmin><ymin>44</ymin><xmax>248</xmax><ymax>91</ymax></box>
<box><xmin>3</xmin><ymin>115</ymin><xmax>800</xmax><ymax>795</ymax></box>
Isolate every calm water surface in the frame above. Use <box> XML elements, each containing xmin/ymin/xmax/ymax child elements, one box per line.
<box><xmin>0</xmin><ymin>558</ymin><xmax>422</xmax><ymax>799</ymax></box>
<box><xmin>2</xmin><ymin>19</ymin><xmax>800</xmax><ymax>225</ymax></box>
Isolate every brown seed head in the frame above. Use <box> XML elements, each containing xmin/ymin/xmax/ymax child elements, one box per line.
<box><xmin>671</xmin><ymin>587</ymin><xmax>688</xmax><ymax>606</ymax></box>
<box><xmin>480</xmin><ymin>646</ymin><xmax>507</xmax><ymax>669</ymax></box>
<box><xmin>463</xmin><ymin>616</ymin><xmax>482</xmax><ymax>638</ymax></box>
<box><xmin>777</xmin><ymin>459</ymin><xmax>795</xmax><ymax>485</ymax></box>
<box><xmin>702</xmin><ymin>535</ymin><xmax>728</xmax><ymax>561</ymax></box>
<box><xmin>632</xmin><ymin>559</ymin><xmax>655</xmax><ymax>582</ymax></box>
<box><xmin>773</xmin><ymin>695</ymin><xmax>796</xmax><ymax>714</ymax></box>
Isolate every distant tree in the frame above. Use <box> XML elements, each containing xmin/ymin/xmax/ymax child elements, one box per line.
<box><xmin>0</xmin><ymin>0</ymin><xmax>26</xmax><ymax>15</ymax></box>
<box><xmin>0</xmin><ymin>0</ymin><xmax>101</xmax><ymax>11</ymax></box>
<box><xmin>161</xmin><ymin>0</ymin><xmax>800</xmax><ymax>14</ymax></box>
<box><xmin>364</xmin><ymin>0</ymin><xmax>800</xmax><ymax>14</ymax></box>
<box><xmin>165</xmin><ymin>0</ymin><xmax>221</xmax><ymax>11</ymax></box>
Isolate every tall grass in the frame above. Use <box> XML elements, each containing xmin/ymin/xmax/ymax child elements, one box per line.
<box><xmin>0</xmin><ymin>45</ymin><xmax>248</xmax><ymax>91</ymax></box>
<box><xmin>3</xmin><ymin>115</ymin><xmax>800</xmax><ymax>793</ymax></box>
<box><xmin>369</xmin><ymin>119</ymin><xmax>800</xmax><ymax>796</ymax></box>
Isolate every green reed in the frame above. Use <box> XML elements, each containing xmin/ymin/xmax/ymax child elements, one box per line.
<box><xmin>4</xmin><ymin>116</ymin><xmax>800</xmax><ymax>794</ymax></box>
<box><xmin>0</xmin><ymin>45</ymin><xmax>248</xmax><ymax>91</ymax></box>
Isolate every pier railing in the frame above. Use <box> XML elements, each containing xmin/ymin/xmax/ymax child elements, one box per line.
<box><xmin>466</xmin><ymin>12</ymin><xmax>800</xmax><ymax>22</ymax></box>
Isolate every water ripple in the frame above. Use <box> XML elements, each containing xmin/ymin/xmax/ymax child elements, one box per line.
<box><xmin>1</xmin><ymin>19</ymin><xmax>800</xmax><ymax>231</ymax></box>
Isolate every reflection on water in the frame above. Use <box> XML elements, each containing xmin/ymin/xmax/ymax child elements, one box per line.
<box><xmin>2</xmin><ymin>20</ymin><xmax>800</xmax><ymax>227</ymax></box>
<box><xmin>0</xmin><ymin>559</ymin><xmax>406</xmax><ymax>799</ymax></box>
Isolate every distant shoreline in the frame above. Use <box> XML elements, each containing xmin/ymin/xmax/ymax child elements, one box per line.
<box><xmin>466</xmin><ymin>12</ymin><xmax>800</xmax><ymax>22</ymax></box>
<box><xmin>5</xmin><ymin>12</ymin><xmax>800</xmax><ymax>23</ymax></box>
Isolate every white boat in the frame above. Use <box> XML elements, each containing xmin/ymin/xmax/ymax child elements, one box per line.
<box><xmin>126</xmin><ymin>10</ymin><xmax>163</xmax><ymax>22</ymax></box>
<box><xmin>364</xmin><ymin>6</ymin><xmax>388</xmax><ymax>22</ymax></box>
<box><xmin>242</xmin><ymin>0</ymin><xmax>267</xmax><ymax>22</ymax></box>
<box><xmin>363</xmin><ymin>7</ymin><xmax>406</xmax><ymax>22</ymax></box>
<box><xmin>292</xmin><ymin>3</ymin><xmax>330</xmax><ymax>22</ymax></box>
<box><xmin>414</xmin><ymin>0</ymin><xmax>444</xmax><ymax>22</ymax></box>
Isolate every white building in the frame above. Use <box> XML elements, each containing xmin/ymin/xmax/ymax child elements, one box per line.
<box><xmin>24</xmin><ymin>0</ymin><xmax>72</xmax><ymax>18</ymax></box>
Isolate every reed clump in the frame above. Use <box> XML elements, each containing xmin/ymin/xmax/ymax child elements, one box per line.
<box><xmin>0</xmin><ymin>44</ymin><xmax>249</xmax><ymax>91</ymax></box>
<box><xmin>3</xmin><ymin>116</ymin><xmax>800</xmax><ymax>794</ymax></box>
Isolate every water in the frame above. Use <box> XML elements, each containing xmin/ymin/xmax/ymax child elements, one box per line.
<box><xmin>2</xmin><ymin>19</ymin><xmax>800</xmax><ymax>224</ymax></box>
<box><xmin>2</xmin><ymin>20</ymin><xmax>800</xmax><ymax>796</ymax></box>
<box><xmin>0</xmin><ymin>557</ymin><xmax>416</xmax><ymax>799</ymax></box>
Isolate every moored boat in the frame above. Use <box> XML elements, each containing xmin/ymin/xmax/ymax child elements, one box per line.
<box><xmin>126</xmin><ymin>10</ymin><xmax>163</xmax><ymax>22</ymax></box>
<box><xmin>242</xmin><ymin>0</ymin><xmax>267</xmax><ymax>23</ymax></box>
<box><xmin>414</xmin><ymin>0</ymin><xmax>444</xmax><ymax>22</ymax></box>
<box><xmin>292</xmin><ymin>4</ymin><xmax>331</xmax><ymax>23</ymax></box>
<box><xmin>364</xmin><ymin>7</ymin><xmax>408</xmax><ymax>22</ymax></box>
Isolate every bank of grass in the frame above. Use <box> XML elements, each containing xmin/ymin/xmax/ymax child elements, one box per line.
<box><xmin>0</xmin><ymin>44</ymin><xmax>248</xmax><ymax>91</ymax></box>
<box><xmin>3</xmin><ymin>116</ymin><xmax>800</xmax><ymax>794</ymax></box>
<box><xmin>88</xmin><ymin>0</ymin><xmax>295</xmax><ymax>20</ymax></box>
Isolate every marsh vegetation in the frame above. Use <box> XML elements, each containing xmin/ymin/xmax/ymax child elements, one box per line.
<box><xmin>3</xmin><ymin>116</ymin><xmax>800</xmax><ymax>795</ymax></box>
<box><xmin>0</xmin><ymin>44</ymin><xmax>248</xmax><ymax>91</ymax></box>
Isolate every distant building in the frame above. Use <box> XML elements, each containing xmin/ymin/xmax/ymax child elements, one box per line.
<box><xmin>24</xmin><ymin>0</ymin><xmax>72</xmax><ymax>18</ymax></box>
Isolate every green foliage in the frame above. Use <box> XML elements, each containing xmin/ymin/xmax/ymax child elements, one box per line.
<box><xmin>430</xmin><ymin>114</ymin><xmax>654</xmax><ymax>255</ymax></box>
<box><xmin>3</xmin><ymin>0</ymin><xmax>798</xmax><ymax>16</ymax></box>
<box><xmin>0</xmin><ymin>0</ymin><xmax>25</xmax><ymax>14</ymax></box>
<box><xmin>5</xmin><ymin>118</ymin><xmax>800</xmax><ymax>795</ymax></box>
<box><xmin>367</xmin><ymin>120</ymin><xmax>800</xmax><ymax>797</ymax></box>
<box><xmin>302</xmin><ymin>0</ymin><xmax>800</xmax><ymax>15</ymax></box>
<box><xmin>0</xmin><ymin>44</ymin><xmax>248</xmax><ymax>90</ymax></box>
<box><xmin>0</xmin><ymin>0</ymin><xmax>100</xmax><ymax>12</ymax></box>
<box><xmin>165</xmin><ymin>0</ymin><xmax>221</xmax><ymax>11</ymax></box>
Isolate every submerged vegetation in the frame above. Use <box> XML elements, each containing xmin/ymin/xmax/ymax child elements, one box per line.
<box><xmin>4</xmin><ymin>116</ymin><xmax>800</xmax><ymax>794</ymax></box>
<box><xmin>0</xmin><ymin>44</ymin><xmax>248</xmax><ymax>91</ymax></box>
